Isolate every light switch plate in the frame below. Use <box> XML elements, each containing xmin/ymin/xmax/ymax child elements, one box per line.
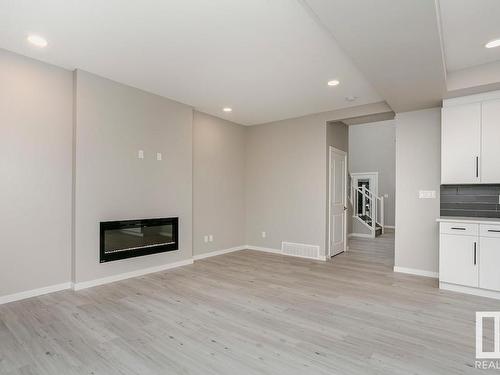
<box><xmin>208</xmin><ymin>235</ymin><xmax>213</xmax><ymax>242</ymax></box>
<box><xmin>261</xmin><ymin>231</ymin><xmax>267</xmax><ymax>238</ymax></box>
<box><xmin>156</xmin><ymin>152</ymin><xmax>162</xmax><ymax>161</ymax></box>
<box><xmin>418</xmin><ymin>190</ymin><xmax>436</xmax><ymax>199</ymax></box>
<box><xmin>138</xmin><ymin>150</ymin><xmax>144</xmax><ymax>159</ymax></box>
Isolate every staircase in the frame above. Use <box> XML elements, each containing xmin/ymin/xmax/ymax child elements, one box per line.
<box><xmin>350</xmin><ymin>176</ymin><xmax>385</xmax><ymax>238</ymax></box>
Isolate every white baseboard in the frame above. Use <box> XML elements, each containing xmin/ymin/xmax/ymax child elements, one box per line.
<box><xmin>246</xmin><ymin>245</ymin><xmax>326</xmax><ymax>261</ymax></box>
<box><xmin>0</xmin><ymin>282</ymin><xmax>72</xmax><ymax>305</ymax></box>
<box><xmin>283</xmin><ymin>253</ymin><xmax>327</xmax><ymax>261</ymax></box>
<box><xmin>2</xmin><ymin>243</ymin><xmax>331</xmax><ymax>304</ymax></box>
<box><xmin>246</xmin><ymin>245</ymin><xmax>282</xmax><ymax>254</ymax></box>
<box><xmin>72</xmin><ymin>258</ymin><xmax>194</xmax><ymax>291</ymax></box>
<box><xmin>348</xmin><ymin>233</ymin><xmax>373</xmax><ymax>239</ymax></box>
<box><xmin>439</xmin><ymin>282</ymin><xmax>500</xmax><ymax>300</ymax></box>
<box><xmin>394</xmin><ymin>266</ymin><xmax>438</xmax><ymax>278</ymax></box>
<box><xmin>193</xmin><ymin>246</ymin><xmax>246</xmax><ymax>260</ymax></box>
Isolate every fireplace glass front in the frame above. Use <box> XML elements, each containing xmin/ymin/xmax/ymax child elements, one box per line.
<box><xmin>100</xmin><ymin>217</ymin><xmax>178</xmax><ymax>262</ymax></box>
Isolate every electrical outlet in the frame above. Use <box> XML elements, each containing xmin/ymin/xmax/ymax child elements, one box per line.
<box><xmin>384</xmin><ymin>194</ymin><xmax>389</xmax><ymax>199</ymax></box>
<box><xmin>418</xmin><ymin>190</ymin><xmax>436</xmax><ymax>199</ymax></box>
<box><xmin>138</xmin><ymin>150</ymin><xmax>144</xmax><ymax>159</ymax></box>
<box><xmin>261</xmin><ymin>231</ymin><xmax>266</xmax><ymax>238</ymax></box>
<box><xmin>208</xmin><ymin>235</ymin><xmax>213</xmax><ymax>242</ymax></box>
<box><xmin>204</xmin><ymin>235</ymin><xmax>209</xmax><ymax>243</ymax></box>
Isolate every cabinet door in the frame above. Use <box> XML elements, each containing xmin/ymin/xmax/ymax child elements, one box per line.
<box><xmin>439</xmin><ymin>234</ymin><xmax>478</xmax><ymax>287</ymax></box>
<box><xmin>441</xmin><ymin>104</ymin><xmax>481</xmax><ymax>184</ymax></box>
<box><xmin>479</xmin><ymin>237</ymin><xmax>500</xmax><ymax>291</ymax></box>
<box><xmin>481</xmin><ymin>100</ymin><xmax>500</xmax><ymax>183</ymax></box>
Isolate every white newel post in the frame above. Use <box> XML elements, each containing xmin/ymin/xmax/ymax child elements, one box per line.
<box><xmin>380</xmin><ymin>196</ymin><xmax>385</xmax><ymax>234</ymax></box>
<box><xmin>362</xmin><ymin>186</ymin><xmax>366</xmax><ymax>216</ymax></box>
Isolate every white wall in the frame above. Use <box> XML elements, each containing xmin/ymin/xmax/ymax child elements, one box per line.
<box><xmin>394</xmin><ymin>108</ymin><xmax>441</xmax><ymax>274</ymax></box>
<box><xmin>1</xmin><ymin>53</ymin><xmax>245</xmax><ymax>297</ymax></box>
<box><xmin>349</xmin><ymin>120</ymin><xmax>396</xmax><ymax>226</ymax></box>
<box><xmin>0</xmin><ymin>50</ymin><xmax>73</xmax><ymax>296</ymax></box>
<box><xmin>245</xmin><ymin>114</ymin><xmax>327</xmax><ymax>254</ymax></box>
<box><xmin>0</xmin><ymin>47</ymin><xmax>395</xmax><ymax>299</ymax></box>
<box><xmin>193</xmin><ymin>111</ymin><xmax>246</xmax><ymax>255</ymax></box>
<box><xmin>245</xmin><ymin>103</ymin><xmax>392</xmax><ymax>257</ymax></box>
<box><xmin>326</xmin><ymin>122</ymin><xmax>348</xmax><ymax>153</ymax></box>
<box><xmin>74</xmin><ymin>70</ymin><xmax>193</xmax><ymax>283</ymax></box>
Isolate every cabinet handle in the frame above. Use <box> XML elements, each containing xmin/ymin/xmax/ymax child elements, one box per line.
<box><xmin>476</xmin><ymin>156</ymin><xmax>479</xmax><ymax>178</ymax></box>
<box><xmin>474</xmin><ymin>242</ymin><xmax>477</xmax><ymax>265</ymax></box>
<box><xmin>488</xmin><ymin>229</ymin><xmax>500</xmax><ymax>233</ymax></box>
<box><xmin>451</xmin><ymin>227</ymin><xmax>466</xmax><ymax>230</ymax></box>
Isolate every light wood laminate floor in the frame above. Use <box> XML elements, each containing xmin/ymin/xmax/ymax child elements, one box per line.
<box><xmin>1</xmin><ymin>232</ymin><xmax>499</xmax><ymax>374</ymax></box>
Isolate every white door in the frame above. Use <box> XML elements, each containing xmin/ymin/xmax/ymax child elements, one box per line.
<box><xmin>329</xmin><ymin>148</ymin><xmax>346</xmax><ymax>257</ymax></box>
<box><xmin>479</xmin><ymin>237</ymin><xmax>500</xmax><ymax>291</ymax></box>
<box><xmin>439</xmin><ymin>234</ymin><xmax>478</xmax><ymax>287</ymax></box>
<box><xmin>441</xmin><ymin>103</ymin><xmax>481</xmax><ymax>184</ymax></box>
<box><xmin>481</xmin><ymin>99</ymin><xmax>500</xmax><ymax>183</ymax></box>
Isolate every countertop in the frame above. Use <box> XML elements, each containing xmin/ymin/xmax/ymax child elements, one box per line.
<box><xmin>437</xmin><ymin>216</ymin><xmax>500</xmax><ymax>225</ymax></box>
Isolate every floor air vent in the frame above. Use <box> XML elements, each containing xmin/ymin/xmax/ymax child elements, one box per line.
<box><xmin>281</xmin><ymin>242</ymin><xmax>320</xmax><ymax>259</ymax></box>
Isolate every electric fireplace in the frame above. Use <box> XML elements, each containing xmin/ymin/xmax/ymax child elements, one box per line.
<box><xmin>100</xmin><ymin>217</ymin><xmax>178</xmax><ymax>263</ymax></box>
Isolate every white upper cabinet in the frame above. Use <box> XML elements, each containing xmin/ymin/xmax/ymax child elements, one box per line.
<box><xmin>441</xmin><ymin>103</ymin><xmax>481</xmax><ymax>184</ymax></box>
<box><xmin>442</xmin><ymin>91</ymin><xmax>500</xmax><ymax>184</ymax></box>
<box><xmin>481</xmin><ymin>99</ymin><xmax>500</xmax><ymax>183</ymax></box>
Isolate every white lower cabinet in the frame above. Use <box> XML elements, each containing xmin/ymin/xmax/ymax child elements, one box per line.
<box><xmin>479</xmin><ymin>237</ymin><xmax>500</xmax><ymax>291</ymax></box>
<box><xmin>439</xmin><ymin>234</ymin><xmax>478</xmax><ymax>287</ymax></box>
<box><xmin>439</xmin><ymin>221</ymin><xmax>500</xmax><ymax>299</ymax></box>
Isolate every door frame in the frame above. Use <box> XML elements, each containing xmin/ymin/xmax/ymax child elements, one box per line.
<box><xmin>328</xmin><ymin>146</ymin><xmax>348</xmax><ymax>257</ymax></box>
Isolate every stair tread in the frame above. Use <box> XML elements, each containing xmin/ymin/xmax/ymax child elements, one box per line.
<box><xmin>358</xmin><ymin>215</ymin><xmax>382</xmax><ymax>228</ymax></box>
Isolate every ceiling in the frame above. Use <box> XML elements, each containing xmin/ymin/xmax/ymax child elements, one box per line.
<box><xmin>2</xmin><ymin>1</ymin><xmax>500</xmax><ymax>122</ymax></box>
<box><xmin>303</xmin><ymin>0</ymin><xmax>447</xmax><ymax>113</ymax></box>
<box><xmin>436</xmin><ymin>0</ymin><xmax>500</xmax><ymax>95</ymax></box>
<box><xmin>0</xmin><ymin>0</ymin><xmax>382</xmax><ymax>125</ymax></box>
<box><xmin>301</xmin><ymin>0</ymin><xmax>500</xmax><ymax>108</ymax></box>
<box><xmin>438</xmin><ymin>0</ymin><xmax>500</xmax><ymax>72</ymax></box>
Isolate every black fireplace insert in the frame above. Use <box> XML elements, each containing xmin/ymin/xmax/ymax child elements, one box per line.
<box><xmin>100</xmin><ymin>217</ymin><xmax>178</xmax><ymax>263</ymax></box>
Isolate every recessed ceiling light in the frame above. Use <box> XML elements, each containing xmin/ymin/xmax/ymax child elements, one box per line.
<box><xmin>327</xmin><ymin>80</ymin><xmax>340</xmax><ymax>86</ymax></box>
<box><xmin>223</xmin><ymin>107</ymin><xmax>232</xmax><ymax>112</ymax></box>
<box><xmin>27</xmin><ymin>34</ymin><xmax>48</xmax><ymax>48</ymax></box>
<box><xmin>485</xmin><ymin>39</ymin><xmax>500</xmax><ymax>49</ymax></box>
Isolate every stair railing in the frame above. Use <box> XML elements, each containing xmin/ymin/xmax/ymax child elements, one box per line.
<box><xmin>350</xmin><ymin>180</ymin><xmax>385</xmax><ymax>236</ymax></box>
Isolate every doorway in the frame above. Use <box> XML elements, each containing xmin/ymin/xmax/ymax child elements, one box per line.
<box><xmin>350</xmin><ymin>172</ymin><xmax>379</xmax><ymax>220</ymax></box>
<box><xmin>329</xmin><ymin>147</ymin><xmax>347</xmax><ymax>257</ymax></box>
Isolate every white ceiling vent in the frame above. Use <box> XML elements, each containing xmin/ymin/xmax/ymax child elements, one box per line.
<box><xmin>281</xmin><ymin>242</ymin><xmax>320</xmax><ymax>260</ymax></box>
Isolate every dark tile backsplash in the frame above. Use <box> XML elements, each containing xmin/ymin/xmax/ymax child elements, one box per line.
<box><xmin>441</xmin><ymin>185</ymin><xmax>500</xmax><ymax>218</ymax></box>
